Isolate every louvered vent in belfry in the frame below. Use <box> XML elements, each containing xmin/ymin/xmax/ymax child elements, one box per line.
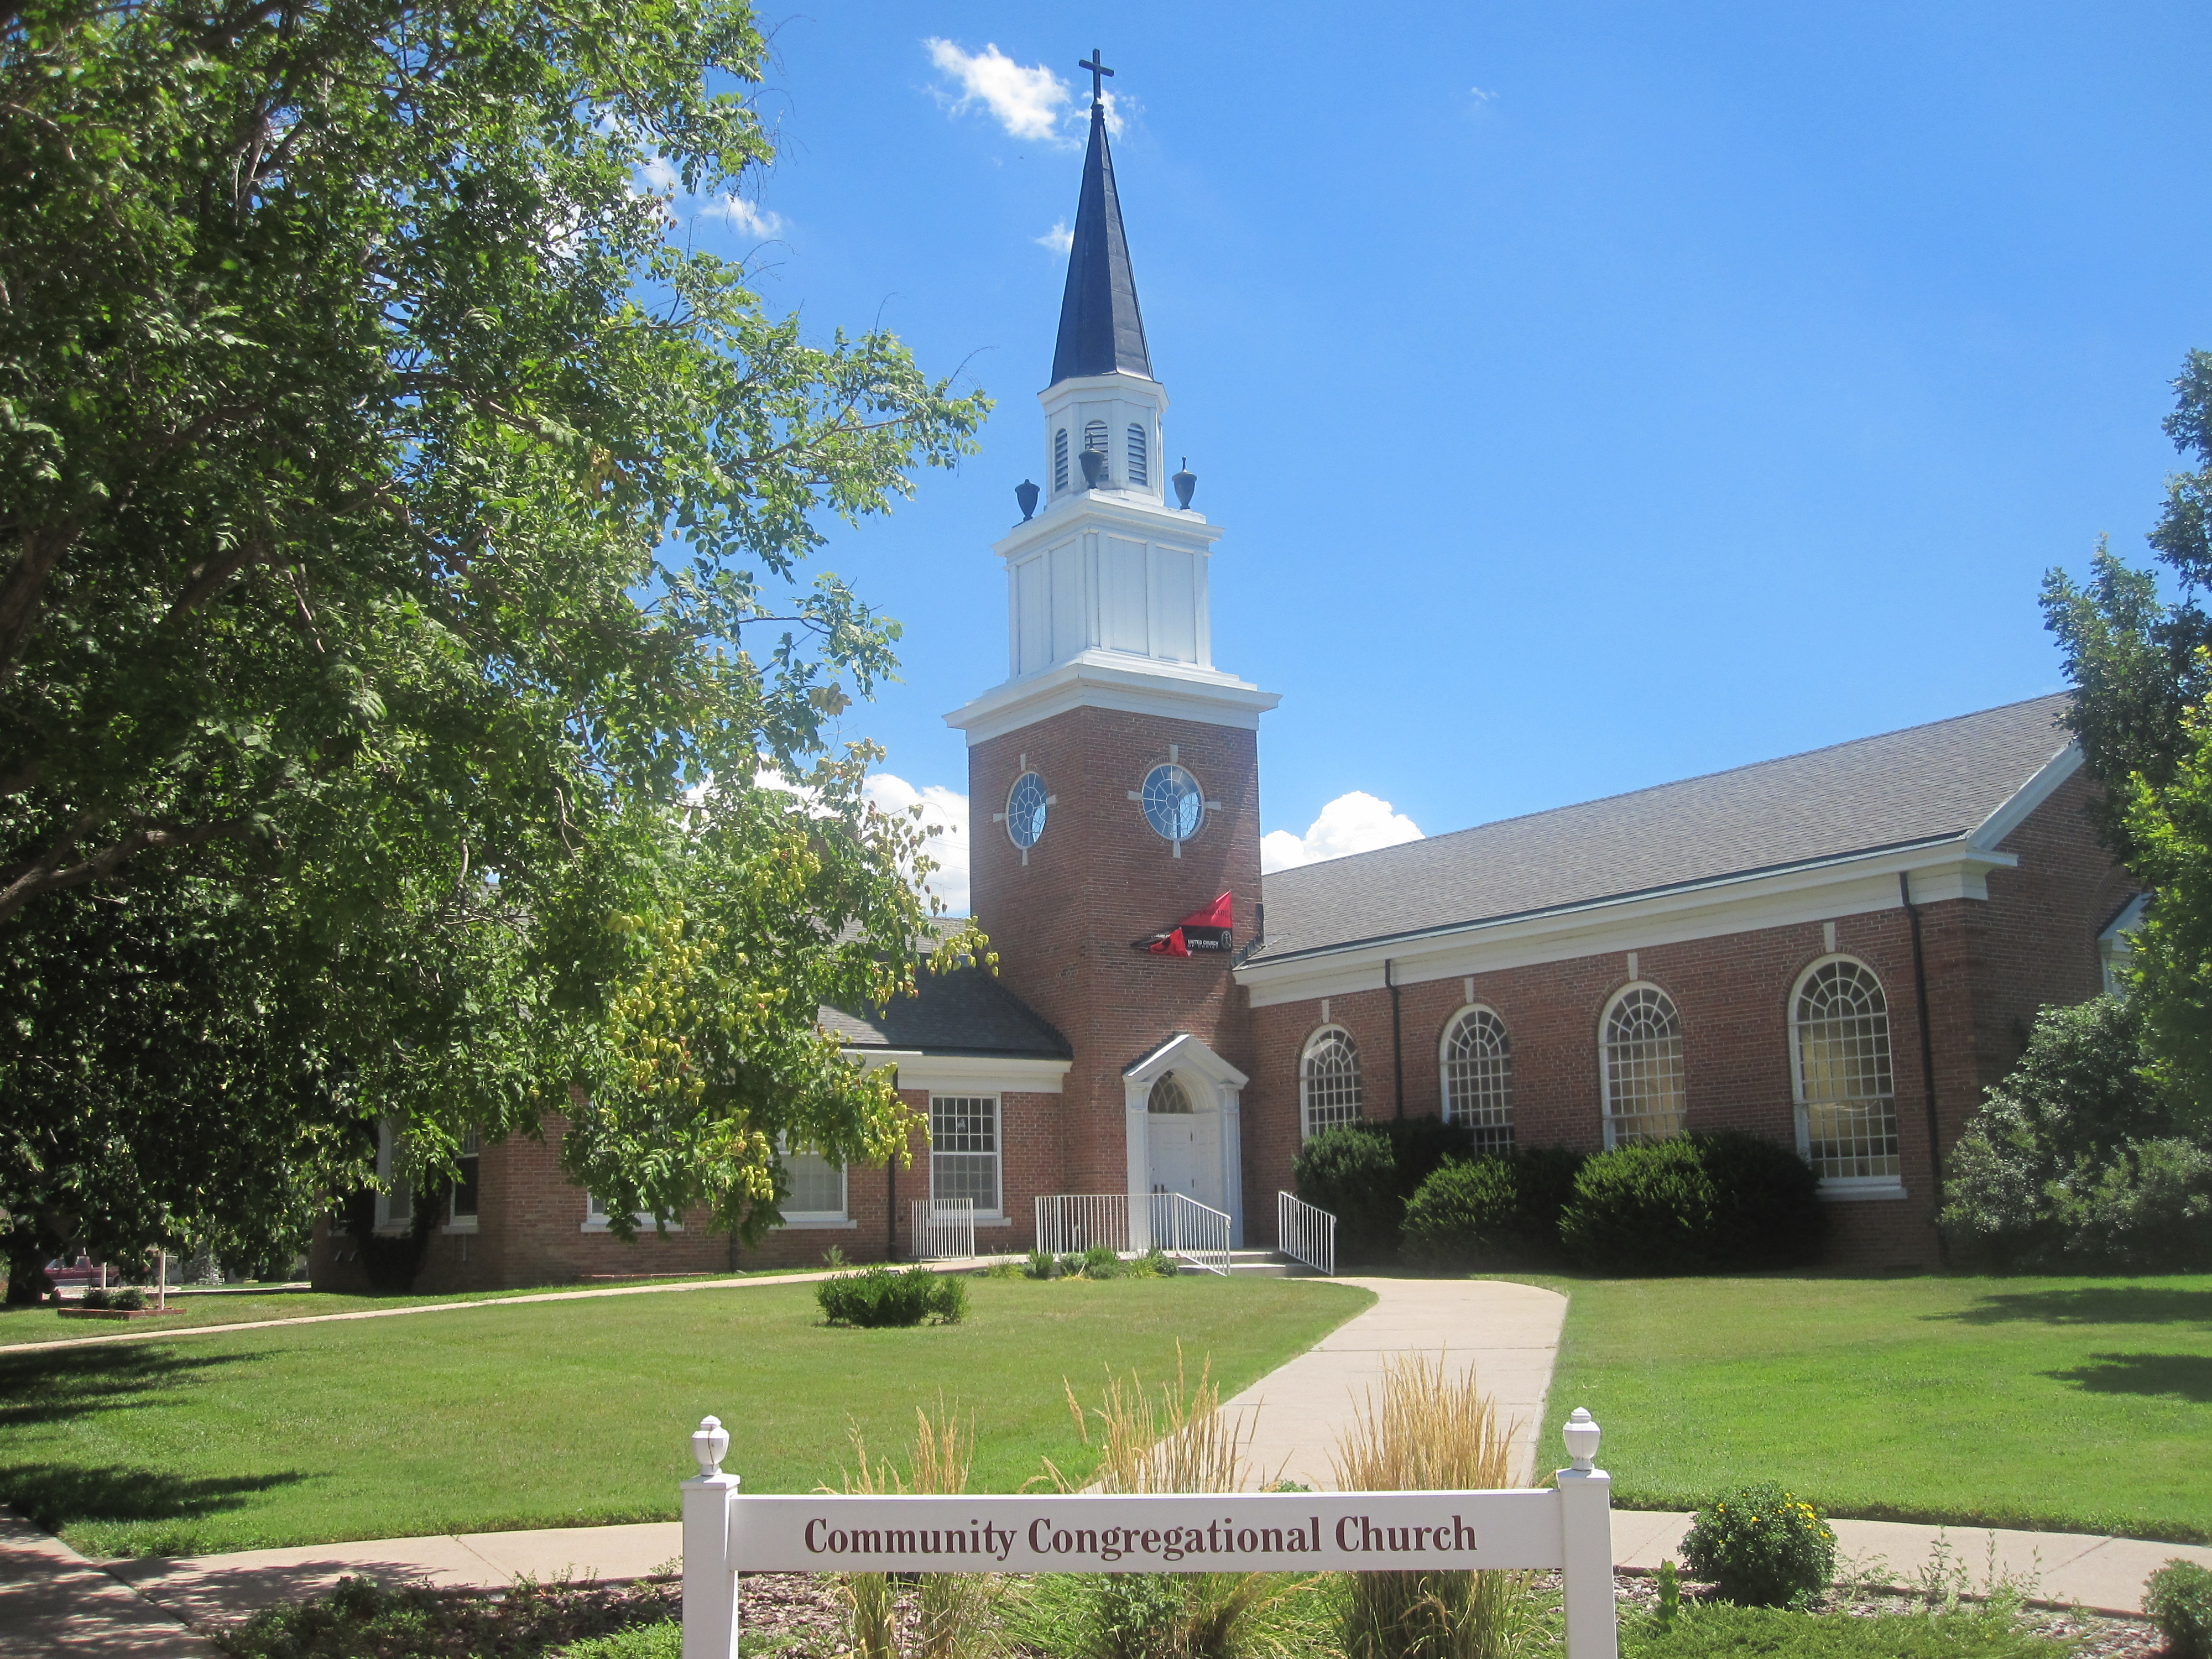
<box><xmin>1126</xmin><ymin>424</ymin><xmax>1148</xmax><ymax>487</ymax></box>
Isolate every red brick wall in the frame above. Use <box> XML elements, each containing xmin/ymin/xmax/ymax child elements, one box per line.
<box><xmin>1240</xmin><ymin>773</ymin><xmax>2132</xmax><ymax>1271</ymax></box>
<box><xmin>969</xmin><ymin>705</ymin><xmax>1262</xmax><ymax>1209</ymax></box>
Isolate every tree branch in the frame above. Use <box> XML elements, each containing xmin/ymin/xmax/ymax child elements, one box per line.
<box><xmin>0</xmin><ymin>818</ymin><xmax>257</xmax><ymax>924</ymax></box>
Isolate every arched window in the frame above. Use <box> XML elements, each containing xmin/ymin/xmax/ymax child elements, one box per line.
<box><xmin>1791</xmin><ymin>958</ymin><xmax>1899</xmax><ymax>1182</ymax></box>
<box><xmin>1301</xmin><ymin>1026</ymin><xmax>1363</xmax><ymax>1140</ymax></box>
<box><xmin>1083</xmin><ymin>419</ymin><xmax>1108</xmax><ymax>455</ymax></box>
<box><xmin>1442</xmin><ymin>1008</ymin><xmax>1514</xmax><ymax>1154</ymax></box>
<box><xmin>1148</xmin><ymin>1073</ymin><xmax>1192</xmax><ymax>1114</ymax></box>
<box><xmin>1053</xmin><ymin>428</ymin><xmax>1070</xmax><ymax>492</ymax></box>
<box><xmin>1601</xmin><ymin>985</ymin><xmax>1686</xmax><ymax>1146</ymax></box>
<box><xmin>1126</xmin><ymin>423</ymin><xmax>1149</xmax><ymax>487</ymax></box>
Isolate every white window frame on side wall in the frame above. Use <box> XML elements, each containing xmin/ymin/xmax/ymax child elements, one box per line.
<box><xmin>582</xmin><ymin>1192</ymin><xmax>685</xmax><ymax>1234</ymax></box>
<box><xmin>775</xmin><ymin>1136</ymin><xmax>854</xmax><ymax>1230</ymax></box>
<box><xmin>373</xmin><ymin>1119</ymin><xmax>413</xmax><ymax>1234</ymax></box>
<box><xmin>443</xmin><ymin>1128</ymin><xmax>481</xmax><ymax>1234</ymax></box>
<box><xmin>1440</xmin><ymin>1005</ymin><xmax>1515</xmax><ymax>1154</ymax></box>
<box><xmin>930</xmin><ymin>1094</ymin><xmax>1003</xmax><ymax>1220</ymax></box>
<box><xmin>1599</xmin><ymin>983</ymin><xmax>1688</xmax><ymax>1148</ymax></box>
<box><xmin>1788</xmin><ymin>955</ymin><xmax>1906</xmax><ymax>1199</ymax></box>
<box><xmin>1299</xmin><ymin>1025</ymin><xmax>1364</xmax><ymax>1141</ymax></box>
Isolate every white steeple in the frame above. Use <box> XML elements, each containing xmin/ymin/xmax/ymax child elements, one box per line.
<box><xmin>945</xmin><ymin>93</ymin><xmax>1275</xmax><ymax>748</ymax></box>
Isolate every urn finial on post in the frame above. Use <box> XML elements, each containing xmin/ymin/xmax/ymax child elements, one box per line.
<box><xmin>692</xmin><ymin>1415</ymin><xmax>731</xmax><ymax>1478</ymax></box>
<box><xmin>1562</xmin><ymin>1407</ymin><xmax>1600</xmax><ymax>1472</ymax></box>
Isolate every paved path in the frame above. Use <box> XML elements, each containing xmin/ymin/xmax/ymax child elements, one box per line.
<box><xmin>10</xmin><ymin>1272</ymin><xmax>2209</xmax><ymax>1640</ymax></box>
<box><xmin>0</xmin><ymin>1512</ymin><xmax>214</xmax><ymax>1659</ymax></box>
<box><xmin>1220</xmin><ymin>1275</ymin><xmax>1568</xmax><ymax>1490</ymax></box>
<box><xmin>0</xmin><ymin>1262</ymin><xmax>998</xmax><ymax>1358</ymax></box>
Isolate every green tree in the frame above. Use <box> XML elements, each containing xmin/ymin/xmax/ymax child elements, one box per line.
<box><xmin>2043</xmin><ymin>349</ymin><xmax>2212</xmax><ymax>860</ymax></box>
<box><xmin>0</xmin><ymin>0</ymin><xmax>988</xmax><ymax>1274</ymax></box>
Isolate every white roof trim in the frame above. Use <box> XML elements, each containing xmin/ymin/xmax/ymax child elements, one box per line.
<box><xmin>1121</xmin><ymin>1031</ymin><xmax>1250</xmax><ymax>1091</ymax></box>
<box><xmin>841</xmin><ymin>1050</ymin><xmax>1071</xmax><ymax>1094</ymax></box>
<box><xmin>1966</xmin><ymin>740</ymin><xmax>2084</xmax><ymax>852</ymax></box>
<box><xmin>2100</xmin><ymin>891</ymin><xmax>2150</xmax><ymax>943</ymax></box>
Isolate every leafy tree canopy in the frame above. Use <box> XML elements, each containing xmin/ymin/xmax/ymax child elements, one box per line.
<box><xmin>0</xmin><ymin>0</ymin><xmax>990</xmax><ymax>1275</ymax></box>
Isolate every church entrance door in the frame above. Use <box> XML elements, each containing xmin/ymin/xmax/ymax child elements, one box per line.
<box><xmin>1145</xmin><ymin>1072</ymin><xmax>1222</xmax><ymax>1209</ymax></box>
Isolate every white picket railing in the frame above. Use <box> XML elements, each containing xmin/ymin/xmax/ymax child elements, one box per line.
<box><xmin>1277</xmin><ymin>1190</ymin><xmax>1337</xmax><ymax>1276</ymax></box>
<box><xmin>909</xmin><ymin>1197</ymin><xmax>975</xmax><ymax>1261</ymax></box>
<box><xmin>1150</xmin><ymin>1191</ymin><xmax>1232</xmax><ymax>1276</ymax></box>
<box><xmin>1034</xmin><ymin>1193</ymin><xmax>1129</xmax><ymax>1257</ymax></box>
<box><xmin>1034</xmin><ymin>1192</ymin><xmax>1232</xmax><ymax>1276</ymax></box>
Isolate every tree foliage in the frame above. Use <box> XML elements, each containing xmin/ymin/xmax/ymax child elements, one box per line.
<box><xmin>0</xmin><ymin>0</ymin><xmax>990</xmax><ymax>1267</ymax></box>
<box><xmin>1941</xmin><ymin>996</ymin><xmax>2211</xmax><ymax>1269</ymax></box>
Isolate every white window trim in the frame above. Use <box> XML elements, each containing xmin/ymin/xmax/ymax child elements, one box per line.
<box><xmin>443</xmin><ymin>1128</ymin><xmax>481</xmax><ymax>1234</ymax></box>
<box><xmin>373</xmin><ymin>1119</ymin><xmax>413</xmax><ymax>1235</ymax></box>
<box><xmin>775</xmin><ymin>1136</ymin><xmax>852</xmax><ymax>1229</ymax></box>
<box><xmin>1598</xmin><ymin>982</ymin><xmax>1688</xmax><ymax>1149</ymax></box>
<box><xmin>1788</xmin><ymin>953</ymin><xmax>1907</xmax><ymax>1198</ymax></box>
<box><xmin>1438</xmin><ymin>1003</ymin><xmax>1515</xmax><ymax>1148</ymax></box>
<box><xmin>582</xmin><ymin>1191</ymin><xmax>685</xmax><ymax>1234</ymax></box>
<box><xmin>928</xmin><ymin>1093</ymin><xmax>1004</xmax><ymax>1222</ymax></box>
<box><xmin>1298</xmin><ymin>1024</ymin><xmax>1363</xmax><ymax>1141</ymax></box>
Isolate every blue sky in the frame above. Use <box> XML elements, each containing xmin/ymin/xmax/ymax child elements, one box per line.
<box><xmin>687</xmin><ymin>3</ymin><xmax>2211</xmax><ymax>911</ymax></box>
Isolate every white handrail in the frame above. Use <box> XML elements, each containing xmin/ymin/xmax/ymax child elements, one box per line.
<box><xmin>1151</xmin><ymin>1192</ymin><xmax>1231</xmax><ymax>1276</ymax></box>
<box><xmin>909</xmin><ymin>1197</ymin><xmax>974</xmax><ymax>1261</ymax></box>
<box><xmin>1035</xmin><ymin>1194</ymin><xmax>1130</xmax><ymax>1257</ymax></box>
<box><xmin>1277</xmin><ymin>1191</ymin><xmax>1337</xmax><ymax>1276</ymax></box>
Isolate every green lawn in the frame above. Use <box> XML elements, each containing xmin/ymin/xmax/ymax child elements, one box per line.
<box><xmin>0</xmin><ymin>1275</ymin><xmax>1373</xmax><ymax>1559</ymax></box>
<box><xmin>1529</xmin><ymin>1271</ymin><xmax>2212</xmax><ymax>1544</ymax></box>
<box><xmin>0</xmin><ymin>1270</ymin><xmax>826</xmax><ymax>1342</ymax></box>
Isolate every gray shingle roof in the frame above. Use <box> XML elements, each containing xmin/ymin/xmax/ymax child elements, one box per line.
<box><xmin>1249</xmin><ymin>693</ymin><xmax>2076</xmax><ymax>965</ymax></box>
<box><xmin>822</xmin><ymin>966</ymin><xmax>1072</xmax><ymax>1060</ymax></box>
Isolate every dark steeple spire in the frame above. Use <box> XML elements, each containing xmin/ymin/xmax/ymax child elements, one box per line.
<box><xmin>1050</xmin><ymin>54</ymin><xmax>1152</xmax><ymax>386</ymax></box>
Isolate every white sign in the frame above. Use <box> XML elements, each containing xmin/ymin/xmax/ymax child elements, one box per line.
<box><xmin>679</xmin><ymin>1409</ymin><xmax>1619</xmax><ymax>1659</ymax></box>
<box><xmin>726</xmin><ymin>1490</ymin><xmax>1562</xmax><ymax>1573</ymax></box>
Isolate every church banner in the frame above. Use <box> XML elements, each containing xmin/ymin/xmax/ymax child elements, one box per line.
<box><xmin>1131</xmin><ymin>891</ymin><xmax>1233</xmax><ymax>957</ymax></box>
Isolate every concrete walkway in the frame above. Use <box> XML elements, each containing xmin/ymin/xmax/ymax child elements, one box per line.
<box><xmin>1220</xmin><ymin>1275</ymin><xmax>1569</xmax><ymax>1490</ymax></box>
<box><xmin>0</xmin><ymin>1512</ymin><xmax>215</xmax><ymax>1659</ymax></box>
<box><xmin>9</xmin><ymin>1272</ymin><xmax>2209</xmax><ymax>1639</ymax></box>
<box><xmin>0</xmin><ymin>1261</ymin><xmax>999</xmax><ymax>1359</ymax></box>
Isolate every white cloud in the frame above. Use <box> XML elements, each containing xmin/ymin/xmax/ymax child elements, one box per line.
<box><xmin>865</xmin><ymin>773</ymin><xmax>971</xmax><ymax>916</ymax></box>
<box><xmin>926</xmin><ymin>39</ymin><xmax>1073</xmax><ymax>143</ymax></box>
<box><xmin>1261</xmin><ymin>791</ymin><xmax>1424</xmax><ymax>874</ymax></box>
<box><xmin>635</xmin><ymin>154</ymin><xmax>680</xmax><ymax>196</ymax></box>
<box><xmin>1036</xmin><ymin>220</ymin><xmax>1073</xmax><ymax>255</ymax></box>
<box><xmin>699</xmin><ymin>194</ymin><xmax>786</xmax><ymax>237</ymax></box>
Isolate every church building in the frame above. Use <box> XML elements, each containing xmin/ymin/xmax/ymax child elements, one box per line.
<box><xmin>312</xmin><ymin>70</ymin><xmax>2135</xmax><ymax>1293</ymax></box>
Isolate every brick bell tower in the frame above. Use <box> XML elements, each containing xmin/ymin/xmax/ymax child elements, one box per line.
<box><xmin>946</xmin><ymin>56</ymin><xmax>1277</xmax><ymax>1246</ymax></box>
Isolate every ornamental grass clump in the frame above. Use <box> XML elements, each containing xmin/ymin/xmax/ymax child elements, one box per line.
<box><xmin>1016</xmin><ymin>1348</ymin><xmax>1308</xmax><ymax>1659</ymax></box>
<box><xmin>1329</xmin><ymin>1353</ymin><xmax>1527</xmax><ymax>1659</ymax></box>
<box><xmin>816</xmin><ymin>1265</ymin><xmax>967</xmax><ymax>1327</ymax></box>
<box><xmin>1679</xmin><ymin>1481</ymin><xmax>1837</xmax><ymax>1608</ymax></box>
<box><xmin>832</xmin><ymin>1401</ymin><xmax>998</xmax><ymax>1659</ymax></box>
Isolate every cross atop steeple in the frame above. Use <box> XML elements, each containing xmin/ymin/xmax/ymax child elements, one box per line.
<box><xmin>1079</xmin><ymin>49</ymin><xmax>1113</xmax><ymax>107</ymax></box>
<box><xmin>1050</xmin><ymin>50</ymin><xmax>1150</xmax><ymax>385</ymax></box>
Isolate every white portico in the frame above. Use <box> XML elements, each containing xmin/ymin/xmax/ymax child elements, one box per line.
<box><xmin>1123</xmin><ymin>1033</ymin><xmax>1248</xmax><ymax>1248</ymax></box>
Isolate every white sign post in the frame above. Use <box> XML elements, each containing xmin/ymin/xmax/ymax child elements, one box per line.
<box><xmin>680</xmin><ymin>1407</ymin><xmax>1618</xmax><ymax>1659</ymax></box>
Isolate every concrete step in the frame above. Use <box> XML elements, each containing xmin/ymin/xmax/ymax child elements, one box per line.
<box><xmin>1176</xmin><ymin>1250</ymin><xmax>1323</xmax><ymax>1278</ymax></box>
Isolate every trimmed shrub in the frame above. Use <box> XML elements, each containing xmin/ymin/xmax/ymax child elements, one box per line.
<box><xmin>1400</xmin><ymin>1146</ymin><xmax>1589</xmax><ymax>1267</ymax></box>
<box><xmin>2148</xmin><ymin>1559</ymin><xmax>2212</xmax><ymax>1659</ymax></box>
<box><xmin>1943</xmin><ymin>995</ymin><xmax>2212</xmax><ymax>1270</ymax></box>
<box><xmin>1680</xmin><ymin>1481</ymin><xmax>1837</xmax><ymax>1608</ymax></box>
<box><xmin>112</xmin><ymin>1285</ymin><xmax>147</xmax><ymax>1310</ymax></box>
<box><xmin>80</xmin><ymin>1287</ymin><xmax>112</xmax><ymax>1310</ymax></box>
<box><xmin>816</xmin><ymin>1265</ymin><xmax>967</xmax><ymax>1327</ymax></box>
<box><xmin>1558</xmin><ymin>1133</ymin><xmax>1824</xmax><ymax>1273</ymax></box>
<box><xmin>1293</xmin><ymin>1116</ymin><xmax>1475</xmax><ymax>1265</ymax></box>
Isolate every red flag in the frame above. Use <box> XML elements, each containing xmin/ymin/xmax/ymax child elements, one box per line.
<box><xmin>1147</xmin><ymin>927</ymin><xmax>1190</xmax><ymax>957</ymax></box>
<box><xmin>1131</xmin><ymin>894</ymin><xmax>1232</xmax><ymax>956</ymax></box>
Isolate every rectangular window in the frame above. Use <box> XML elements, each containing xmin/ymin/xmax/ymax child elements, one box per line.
<box><xmin>779</xmin><ymin>1138</ymin><xmax>848</xmax><ymax>1225</ymax></box>
<box><xmin>583</xmin><ymin>1192</ymin><xmax>683</xmax><ymax>1232</ymax></box>
<box><xmin>447</xmin><ymin>1128</ymin><xmax>481</xmax><ymax>1226</ymax></box>
<box><xmin>374</xmin><ymin>1119</ymin><xmax>413</xmax><ymax>1232</ymax></box>
<box><xmin>930</xmin><ymin>1095</ymin><xmax>1001</xmax><ymax>1216</ymax></box>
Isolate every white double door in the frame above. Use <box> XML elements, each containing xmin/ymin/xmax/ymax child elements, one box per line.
<box><xmin>1147</xmin><ymin>1109</ymin><xmax>1223</xmax><ymax>1209</ymax></box>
